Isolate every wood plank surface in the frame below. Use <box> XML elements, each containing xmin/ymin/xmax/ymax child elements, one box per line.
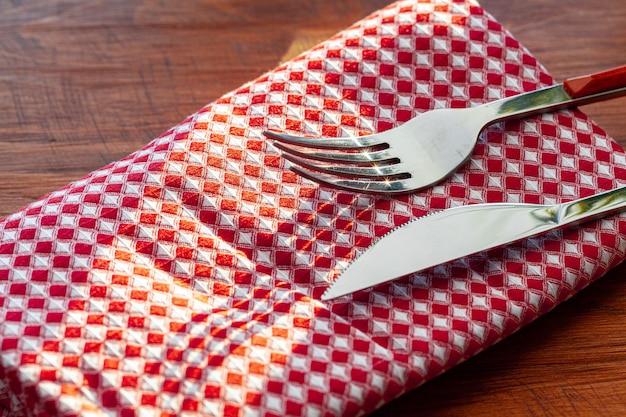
<box><xmin>0</xmin><ymin>0</ymin><xmax>625</xmax><ymax>415</ymax></box>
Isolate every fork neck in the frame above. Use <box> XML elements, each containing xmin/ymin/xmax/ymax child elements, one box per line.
<box><xmin>478</xmin><ymin>84</ymin><xmax>571</xmax><ymax>125</ymax></box>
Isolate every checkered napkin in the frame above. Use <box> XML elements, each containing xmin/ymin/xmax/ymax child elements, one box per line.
<box><xmin>1</xmin><ymin>0</ymin><xmax>626</xmax><ymax>416</ymax></box>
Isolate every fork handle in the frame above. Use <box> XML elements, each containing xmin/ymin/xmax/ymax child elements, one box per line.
<box><xmin>483</xmin><ymin>64</ymin><xmax>626</xmax><ymax>124</ymax></box>
<box><xmin>563</xmin><ymin>65</ymin><xmax>626</xmax><ymax>99</ymax></box>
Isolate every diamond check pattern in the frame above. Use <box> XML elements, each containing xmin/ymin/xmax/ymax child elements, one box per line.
<box><xmin>2</xmin><ymin>0</ymin><xmax>626</xmax><ymax>416</ymax></box>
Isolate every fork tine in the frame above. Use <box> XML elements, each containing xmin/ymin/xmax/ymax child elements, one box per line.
<box><xmin>263</xmin><ymin>130</ymin><xmax>387</xmax><ymax>149</ymax></box>
<box><xmin>281</xmin><ymin>151</ymin><xmax>408</xmax><ymax>179</ymax></box>
<box><xmin>290</xmin><ymin>166</ymin><xmax>417</xmax><ymax>194</ymax></box>
<box><xmin>273</xmin><ymin>141</ymin><xmax>396</xmax><ymax>164</ymax></box>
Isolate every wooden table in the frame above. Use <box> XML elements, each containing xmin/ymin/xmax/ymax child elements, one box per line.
<box><xmin>1</xmin><ymin>0</ymin><xmax>625</xmax><ymax>415</ymax></box>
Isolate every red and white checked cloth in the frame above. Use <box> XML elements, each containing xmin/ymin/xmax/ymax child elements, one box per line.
<box><xmin>1</xmin><ymin>0</ymin><xmax>626</xmax><ymax>416</ymax></box>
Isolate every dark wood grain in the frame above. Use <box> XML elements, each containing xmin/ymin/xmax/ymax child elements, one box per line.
<box><xmin>0</xmin><ymin>0</ymin><xmax>625</xmax><ymax>416</ymax></box>
<box><xmin>0</xmin><ymin>0</ymin><xmax>393</xmax><ymax>217</ymax></box>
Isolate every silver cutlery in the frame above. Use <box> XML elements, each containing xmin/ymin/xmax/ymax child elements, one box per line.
<box><xmin>322</xmin><ymin>186</ymin><xmax>626</xmax><ymax>300</ymax></box>
<box><xmin>264</xmin><ymin>65</ymin><xmax>626</xmax><ymax>195</ymax></box>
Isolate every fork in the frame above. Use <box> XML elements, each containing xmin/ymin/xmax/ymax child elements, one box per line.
<box><xmin>263</xmin><ymin>65</ymin><xmax>626</xmax><ymax>195</ymax></box>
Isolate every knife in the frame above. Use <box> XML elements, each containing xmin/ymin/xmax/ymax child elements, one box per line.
<box><xmin>322</xmin><ymin>186</ymin><xmax>626</xmax><ymax>300</ymax></box>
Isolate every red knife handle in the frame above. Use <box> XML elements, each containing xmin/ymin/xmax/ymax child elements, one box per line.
<box><xmin>563</xmin><ymin>64</ymin><xmax>626</xmax><ymax>98</ymax></box>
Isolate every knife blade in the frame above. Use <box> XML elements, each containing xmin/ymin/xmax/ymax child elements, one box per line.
<box><xmin>321</xmin><ymin>186</ymin><xmax>626</xmax><ymax>300</ymax></box>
